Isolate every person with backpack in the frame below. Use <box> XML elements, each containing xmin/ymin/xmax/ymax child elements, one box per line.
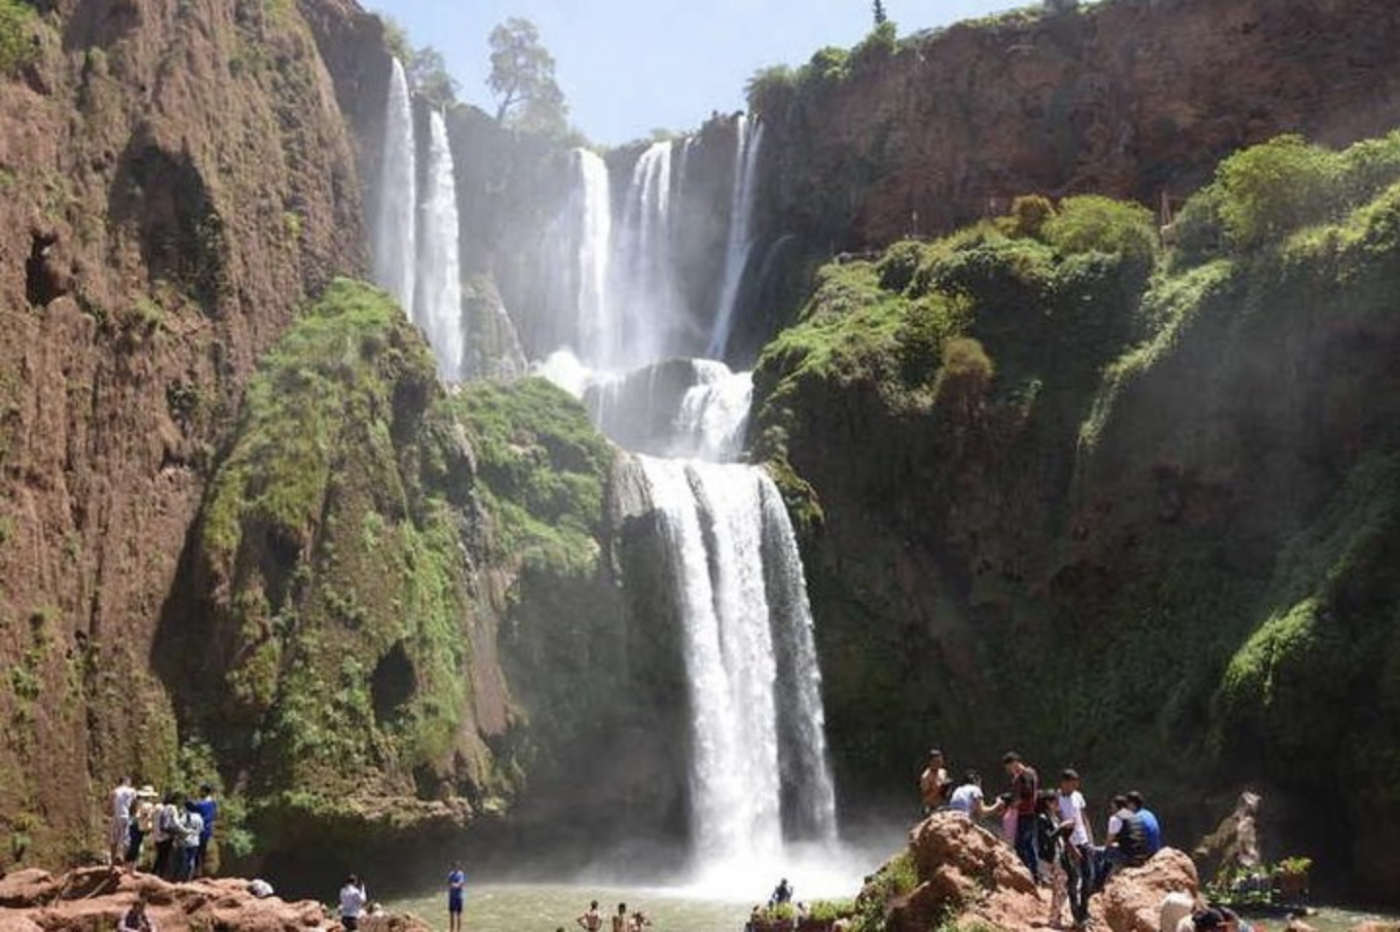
<box><xmin>151</xmin><ymin>792</ymin><xmax>183</xmax><ymax>880</ymax></box>
<box><xmin>125</xmin><ymin>785</ymin><xmax>159</xmax><ymax>873</ymax></box>
<box><xmin>1102</xmin><ymin>792</ymin><xmax>1151</xmax><ymax>886</ymax></box>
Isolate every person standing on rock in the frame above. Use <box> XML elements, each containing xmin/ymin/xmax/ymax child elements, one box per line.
<box><xmin>1056</xmin><ymin>769</ymin><xmax>1094</xmax><ymax>929</ymax></box>
<box><xmin>577</xmin><ymin>900</ymin><xmax>603</xmax><ymax>932</ymax></box>
<box><xmin>125</xmin><ymin>785</ymin><xmax>159</xmax><ymax>873</ymax></box>
<box><xmin>611</xmin><ymin>903</ymin><xmax>628</xmax><ymax>932</ymax></box>
<box><xmin>1003</xmin><ymin>751</ymin><xmax>1041</xmax><ymax>882</ymax></box>
<box><xmin>109</xmin><ymin>776</ymin><xmax>138</xmax><ymax>867</ymax></box>
<box><xmin>447</xmin><ymin>861</ymin><xmax>467</xmax><ymax>932</ymax></box>
<box><xmin>151</xmin><ymin>791</ymin><xmax>183</xmax><ymax>880</ymax></box>
<box><xmin>339</xmin><ymin>874</ymin><xmax>368</xmax><ymax>931</ymax></box>
<box><xmin>950</xmin><ymin>770</ymin><xmax>1002</xmax><ymax>821</ymax></box>
<box><xmin>919</xmin><ymin>749</ymin><xmax>951</xmax><ymax>815</ymax></box>
<box><xmin>188</xmin><ymin>784</ymin><xmax>218</xmax><ymax>877</ymax></box>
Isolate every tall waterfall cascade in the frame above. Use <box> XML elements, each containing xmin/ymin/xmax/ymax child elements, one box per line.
<box><xmin>415</xmin><ymin>110</ymin><xmax>465</xmax><ymax>381</ymax></box>
<box><xmin>708</xmin><ymin>116</ymin><xmax>766</xmax><ymax>359</ymax></box>
<box><xmin>372</xmin><ymin>58</ymin><xmax>417</xmax><ymax>313</ymax></box>
<box><xmin>535</xmin><ymin>118</ymin><xmax>838</xmax><ymax>881</ymax></box>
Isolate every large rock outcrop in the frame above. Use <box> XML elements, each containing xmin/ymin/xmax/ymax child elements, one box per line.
<box><xmin>0</xmin><ymin>866</ymin><xmax>432</xmax><ymax>931</ymax></box>
<box><xmin>0</xmin><ymin>0</ymin><xmax>363</xmax><ymax>870</ymax></box>
<box><xmin>755</xmin><ymin>0</ymin><xmax>1400</xmax><ymax>250</ymax></box>
<box><xmin>753</xmin><ymin>134</ymin><xmax>1400</xmax><ymax>896</ymax></box>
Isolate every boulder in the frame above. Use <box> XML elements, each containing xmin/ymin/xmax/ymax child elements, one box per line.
<box><xmin>1102</xmin><ymin>849</ymin><xmax>1200</xmax><ymax>932</ymax></box>
<box><xmin>0</xmin><ymin>871</ymin><xmax>58</xmax><ymax>909</ymax></box>
<box><xmin>0</xmin><ymin>868</ymin><xmax>430</xmax><ymax>932</ymax></box>
<box><xmin>896</xmin><ymin>812</ymin><xmax>1043</xmax><ymax>932</ymax></box>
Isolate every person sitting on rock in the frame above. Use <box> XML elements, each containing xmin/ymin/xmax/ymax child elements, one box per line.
<box><xmin>118</xmin><ymin>896</ymin><xmax>156</xmax><ymax>932</ymax></box>
<box><xmin>1105</xmin><ymin>794</ymin><xmax>1151</xmax><ymax>873</ymax></box>
<box><xmin>1126</xmin><ymin>790</ymin><xmax>1163</xmax><ymax>855</ymax></box>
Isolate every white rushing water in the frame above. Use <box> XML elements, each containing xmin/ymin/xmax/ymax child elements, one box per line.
<box><xmin>612</xmin><ymin>141</ymin><xmax>682</xmax><ymax>369</ymax></box>
<box><xmin>708</xmin><ymin>116</ymin><xmax>766</xmax><ymax>359</ymax></box>
<box><xmin>373</xmin><ymin>58</ymin><xmax>417</xmax><ymax>314</ymax></box>
<box><xmin>574</xmin><ymin>148</ymin><xmax>614</xmax><ymax>368</ymax></box>
<box><xmin>415</xmin><ymin>110</ymin><xmax>465</xmax><ymax>381</ymax></box>
<box><xmin>529</xmin><ymin>119</ymin><xmax>838</xmax><ymax>882</ymax></box>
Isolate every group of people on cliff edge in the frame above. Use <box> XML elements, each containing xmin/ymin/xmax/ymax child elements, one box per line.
<box><xmin>108</xmin><ymin>776</ymin><xmax>218</xmax><ymax>882</ymax></box>
<box><xmin>920</xmin><ymin>749</ymin><xmax>1164</xmax><ymax>930</ymax></box>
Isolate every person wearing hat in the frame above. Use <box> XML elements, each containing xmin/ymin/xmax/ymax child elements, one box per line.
<box><xmin>125</xmin><ymin>784</ymin><xmax>160</xmax><ymax>873</ymax></box>
<box><xmin>919</xmin><ymin>749</ymin><xmax>951</xmax><ymax>815</ymax></box>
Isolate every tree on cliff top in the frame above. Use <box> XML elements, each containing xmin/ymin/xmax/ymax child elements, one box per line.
<box><xmin>487</xmin><ymin>17</ymin><xmax>568</xmax><ymax>138</ymax></box>
<box><xmin>872</xmin><ymin>0</ymin><xmax>888</xmax><ymax>26</ymax></box>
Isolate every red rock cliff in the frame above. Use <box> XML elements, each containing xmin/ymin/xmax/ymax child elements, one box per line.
<box><xmin>0</xmin><ymin>0</ymin><xmax>365</xmax><ymax>862</ymax></box>
<box><xmin>759</xmin><ymin>0</ymin><xmax>1400</xmax><ymax>249</ymax></box>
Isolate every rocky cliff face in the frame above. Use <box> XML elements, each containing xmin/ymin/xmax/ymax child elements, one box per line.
<box><xmin>752</xmin><ymin>134</ymin><xmax>1400</xmax><ymax>897</ymax></box>
<box><xmin>0</xmin><ymin>0</ymin><xmax>363</xmax><ymax>866</ymax></box>
<box><xmin>759</xmin><ymin>0</ymin><xmax>1400</xmax><ymax>247</ymax></box>
<box><xmin>739</xmin><ymin>0</ymin><xmax>1400</xmax><ymax>358</ymax></box>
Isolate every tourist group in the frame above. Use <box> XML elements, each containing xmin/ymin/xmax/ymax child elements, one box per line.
<box><xmin>107</xmin><ymin>775</ymin><xmax>218</xmax><ymax>883</ymax></box>
<box><xmin>921</xmin><ymin>749</ymin><xmax>1164</xmax><ymax>930</ymax></box>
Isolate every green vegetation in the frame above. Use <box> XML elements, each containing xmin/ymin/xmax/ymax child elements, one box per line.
<box><xmin>451</xmin><ymin>377</ymin><xmax>614</xmax><ymax>577</ymax></box>
<box><xmin>488</xmin><ymin>17</ymin><xmax>568</xmax><ymax>138</ymax></box>
<box><xmin>752</xmin><ymin>129</ymin><xmax>1400</xmax><ymax>875</ymax></box>
<box><xmin>846</xmin><ymin>849</ymin><xmax>920</xmax><ymax>932</ymax></box>
<box><xmin>0</xmin><ymin>0</ymin><xmax>37</xmax><ymax>76</ymax></box>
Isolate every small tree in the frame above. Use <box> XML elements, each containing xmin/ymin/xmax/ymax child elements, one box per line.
<box><xmin>408</xmin><ymin>45</ymin><xmax>459</xmax><ymax>109</ymax></box>
<box><xmin>872</xmin><ymin>0</ymin><xmax>888</xmax><ymax>26</ymax></box>
<box><xmin>487</xmin><ymin>17</ymin><xmax>568</xmax><ymax>137</ymax></box>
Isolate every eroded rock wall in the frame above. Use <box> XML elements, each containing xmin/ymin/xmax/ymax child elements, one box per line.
<box><xmin>0</xmin><ymin>0</ymin><xmax>363</xmax><ymax>865</ymax></box>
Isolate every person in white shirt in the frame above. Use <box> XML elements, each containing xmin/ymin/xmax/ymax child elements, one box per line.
<box><xmin>339</xmin><ymin>875</ymin><xmax>368</xmax><ymax>931</ymax></box>
<box><xmin>109</xmin><ymin>776</ymin><xmax>137</xmax><ymax>867</ymax></box>
<box><xmin>948</xmin><ymin>770</ymin><xmax>1003</xmax><ymax>821</ymax></box>
<box><xmin>1056</xmin><ymin>769</ymin><xmax>1095</xmax><ymax>929</ymax></box>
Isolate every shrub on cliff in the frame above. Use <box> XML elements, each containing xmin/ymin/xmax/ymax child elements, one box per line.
<box><xmin>450</xmin><ymin>378</ymin><xmax>614</xmax><ymax>577</ymax></box>
<box><xmin>1043</xmin><ymin>195</ymin><xmax>1158</xmax><ymax>272</ymax></box>
<box><xmin>0</xmin><ymin>0</ymin><xmax>38</xmax><ymax>76</ymax></box>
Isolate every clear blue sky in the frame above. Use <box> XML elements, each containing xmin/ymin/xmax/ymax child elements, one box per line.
<box><xmin>365</xmin><ymin>0</ymin><xmax>1019</xmax><ymax>146</ymax></box>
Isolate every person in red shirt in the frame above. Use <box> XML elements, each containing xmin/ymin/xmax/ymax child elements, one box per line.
<box><xmin>1003</xmin><ymin>751</ymin><xmax>1041</xmax><ymax>881</ymax></box>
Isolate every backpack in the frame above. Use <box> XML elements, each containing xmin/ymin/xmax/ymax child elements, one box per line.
<box><xmin>1117</xmin><ymin>811</ymin><xmax>1149</xmax><ymax>864</ymax></box>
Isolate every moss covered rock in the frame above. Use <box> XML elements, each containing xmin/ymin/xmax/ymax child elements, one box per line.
<box><xmin>751</xmin><ymin>133</ymin><xmax>1400</xmax><ymax>893</ymax></box>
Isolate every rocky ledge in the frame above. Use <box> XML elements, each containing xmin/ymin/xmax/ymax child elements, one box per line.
<box><xmin>876</xmin><ymin>812</ymin><xmax>1200</xmax><ymax>932</ymax></box>
<box><xmin>0</xmin><ymin>867</ymin><xmax>429</xmax><ymax>932</ymax></box>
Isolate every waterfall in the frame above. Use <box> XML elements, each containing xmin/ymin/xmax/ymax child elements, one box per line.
<box><xmin>639</xmin><ymin>457</ymin><xmax>784</xmax><ymax>867</ymax></box>
<box><xmin>373</xmin><ymin>58</ymin><xmax>417</xmax><ymax>313</ymax></box>
<box><xmin>529</xmin><ymin>117</ymin><xmax>839</xmax><ymax>880</ymax></box>
<box><xmin>707</xmin><ymin>116</ymin><xmax>766</xmax><ymax>359</ymax></box>
<box><xmin>613</xmin><ymin>141</ymin><xmax>683</xmax><ymax>368</ymax></box>
<box><xmin>574</xmin><ymin>148</ymin><xmax>614</xmax><ymax>368</ymax></box>
<box><xmin>669</xmin><ymin>361</ymin><xmax>752</xmax><ymax>461</ymax></box>
<box><xmin>761</xmin><ymin>479</ymin><xmax>838</xmax><ymax>842</ymax></box>
<box><xmin>415</xmin><ymin>110</ymin><xmax>465</xmax><ymax>381</ymax></box>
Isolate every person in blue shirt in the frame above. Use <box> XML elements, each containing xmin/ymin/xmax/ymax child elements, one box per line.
<box><xmin>447</xmin><ymin>862</ymin><xmax>466</xmax><ymax>932</ymax></box>
<box><xmin>1126</xmin><ymin>791</ymin><xmax>1162</xmax><ymax>854</ymax></box>
<box><xmin>188</xmin><ymin>784</ymin><xmax>218</xmax><ymax>877</ymax></box>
